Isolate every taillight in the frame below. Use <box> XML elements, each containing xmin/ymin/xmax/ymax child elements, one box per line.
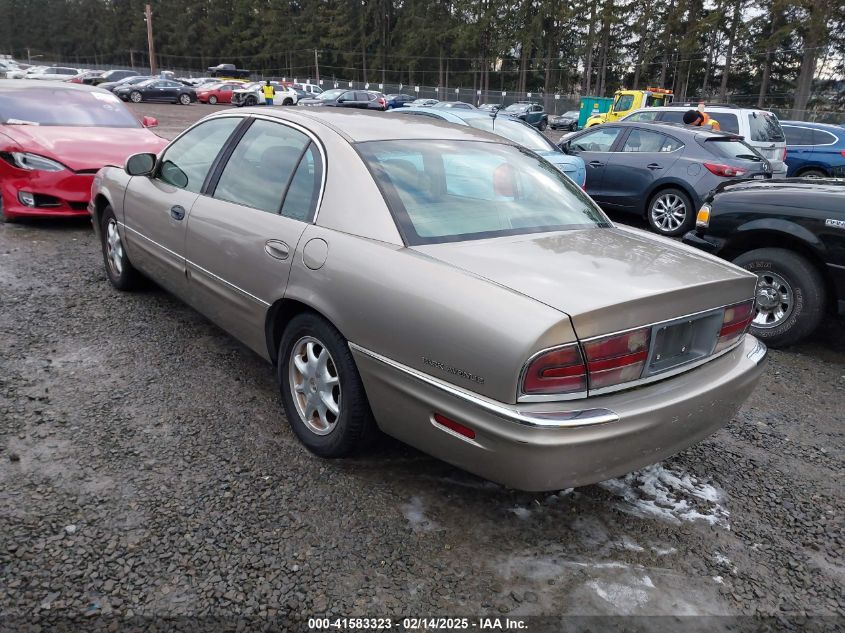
<box><xmin>522</xmin><ymin>344</ymin><xmax>587</xmax><ymax>395</ymax></box>
<box><xmin>714</xmin><ymin>300</ymin><xmax>754</xmax><ymax>353</ymax></box>
<box><xmin>583</xmin><ymin>327</ymin><xmax>651</xmax><ymax>390</ymax></box>
<box><xmin>840</xmin><ymin>150</ymin><xmax>845</xmax><ymax>158</ymax></box>
<box><xmin>782</xmin><ymin>147</ymin><xmax>787</xmax><ymax>162</ymax></box>
<box><xmin>378</xmin><ymin>97</ymin><xmax>386</xmax><ymax>107</ymax></box>
<box><xmin>704</xmin><ymin>162</ymin><xmax>747</xmax><ymax>177</ymax></box>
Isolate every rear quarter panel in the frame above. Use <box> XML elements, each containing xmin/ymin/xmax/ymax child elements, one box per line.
<box><xmin>284</xmin><ymin>224</ymin><xmax>578</xmax><ymax>404</ymax></box>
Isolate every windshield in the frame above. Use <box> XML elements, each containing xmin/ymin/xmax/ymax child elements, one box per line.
<box><xmin>357</xmin><ymin>140</ymin><xmax>608</xmax><ymax>245</ymax></box>
<box><xmin>465</xmin><ymin>117</ymin><xmax>555</xmax><ymax>152</ymax></box>
<box><xmin>747</xmin><ymin>112</ymin><xmax>785</xmax><ymax>142</ymax></box>
<box><xmin>0</xmin><ymin>87</ymin><xmax>141</xmax><ymax>127</ymax></box>
<box><xmin>705</xmin><ymin>139</ymin><xmax>765</xmax><ymax>162</ymax></box>
<box><xmin>504</xmin><ymin>104</ymin><xmax>529</xmax><ymax>113</ymax></box>
<box><xmin>318</xmin><ymin>89</ymin><xmax>344</xmax><ymax>100</ymax></box>
<box><xmin>561</xmin><ymin>111</ymin><xmax>579</xmax><ymax>118</ymax></box>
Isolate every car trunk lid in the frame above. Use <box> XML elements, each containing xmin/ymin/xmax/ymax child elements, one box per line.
<box><xmin>412</xmin><ymin>226</ymin><xmax>757</xmax><ymax>339</ymax></box>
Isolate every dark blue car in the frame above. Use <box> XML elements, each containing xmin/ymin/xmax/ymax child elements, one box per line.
<box><xmin>780</xmin><ymin>120</ymin><xmax>845</xmax><ymax>178</ymax></box>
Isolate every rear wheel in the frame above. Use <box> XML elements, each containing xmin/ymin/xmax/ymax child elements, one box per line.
<box><xmin>100</xmin><ymin>205</ymin><xmax>140</xmax><ymax>291</ymax></box>
<box><xmin>732</xmin><ymin>248</ymin><xmax>825</xmax><ymax>348</ymax></box>
<box><xmin>179</xmin><ymin>93</ymin><xmax>191</xmax><ymax>105</ymax></box>
<box><xmin>283</xmin><ymin>97</ymin><xmax>293</xmax><ymax>106</ymax></box>
<box><xmin>278</xmin><ymin>313</ymin><xmax>376</xmax><ymax>457</ymax></box>
<box><xmin>129</xmin><ymin>91</ymin><xmax>142</xmax><ymax>103</ymax></box>
<box><xmin>647</xmin><ymin>188</ymin><xmax>694</xmax><ymax>237</ymax></box>
<box><xmin>208</xmin><ymin>95</ymin><xmax>218</xmax><ymax>105</ymax></box>
<box><xmin>798</xmin><ymin>168</ymin><xmax>827</xmax><ymax>179</ymax></box>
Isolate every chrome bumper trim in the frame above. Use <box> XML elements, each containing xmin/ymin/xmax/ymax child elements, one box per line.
<box><xmin>747</xmin><ymin>337</ymin><xmax>767</xmax><ymax>365</ymax></box>
<box><xmin>349</xmin><ymin>343</ymin><xmax>619</xmax><ymax>429</ymax></box>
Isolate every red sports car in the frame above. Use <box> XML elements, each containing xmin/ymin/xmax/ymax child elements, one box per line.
<box><xmin>0</xmin><ymin>81</ymin><xmax>168</xmax><ymax>221</ymax></box>
<box><xmin>195</xmin><ymin>81</ymin><xmax>244</xmax><ymax>105</ymax></box>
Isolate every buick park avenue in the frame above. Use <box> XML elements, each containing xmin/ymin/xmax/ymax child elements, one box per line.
<box><xmin>89</xmin><ymin>109</ymin><xmax>767</xmax><ymax>491</ymax></box>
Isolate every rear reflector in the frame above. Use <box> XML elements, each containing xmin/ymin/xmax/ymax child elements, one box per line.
<box><xmin>714</xmin><ymin>300</ymin><xmax>755</xmax><ymax>353</ymax></box>
<box><xmin>583</xmin><ymin>327</ymin><xmax>651</xmax><ymax>390</ymax></box>
<box><xmin>521</xmin><ymin>344</ymin><xmax>587</xmax><ymax>395</ymax></box>
<box><xmin>433</xmin><ymin>413</ymin><xmax>476</xmax><ymax>440</ymax></box>
<box><xmin>704</xmin><ymin>162</ymin><xmax>747</xmax><ymax>177</ymax></box>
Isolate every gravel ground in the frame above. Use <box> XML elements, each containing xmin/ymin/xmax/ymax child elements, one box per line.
<box><xmin>1</xmin><ymin>101</ymin><xmax>843</xmax><ymax>630</ymax></box>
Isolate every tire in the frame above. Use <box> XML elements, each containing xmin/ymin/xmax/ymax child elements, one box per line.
<box><xmin>245</xmin><ymin>95</ymin><xmax>257</xmax><ymax>106</ymax></box>
<box><xmin>208</xmin><ymin>95</ymin><xmax>218</xmax><ymax>105</ymax></box>
<box><xmin>179</xmin><ymin>93</ymin><xmax>191</xmax><ymax>105</ymax></box>
<box><xmin>538</xmin><ymin>119</ymin><xmax>548</xmax><ymax>131</ymax></box>
<box><xmin>278</xmin><ymin>313</ymin><xmax>377</xmax><ymax>458</ymax></box>
<box><xmin>732</xmin><ymin>248</ymin><xmax>825</xmax><ymax>348</ymax></box>
<box><xmin>100</xmin><ymin>205</ymin><xmax>140</xmax><ymax>291</ymax></box>
<box><xmin>646</xmin><ymin>187</ymin><xmax>694</xmax><ymax>237</ymax></box>
<box><xmin>798</xmin><ymin>168</ymin><xmax>827</xmax><ymax>179</ymax></box>
<box><xmin>283</xmin><ymin>97</ymin><xmax>293</xmax><ymax>106</ymax></box>
<box><xmin>129</xmin><ymin>91</ymin><xmax>142</xmax><ymax>103</ymax></box>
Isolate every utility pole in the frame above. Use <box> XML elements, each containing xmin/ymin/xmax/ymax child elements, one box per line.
<box><xmin>129</xmin><ymin>49</ymin><xmax>135</xmax><ymax>69</ymax></box>
<box><xmin>144</xmin><ymin>4</ymin><xmax>157</xmax><ymax>76</ymax></box>
<box><xmin>314</xmin><ymin>49</ymin><xmax>320</xmax><ymax>84</ymax></box>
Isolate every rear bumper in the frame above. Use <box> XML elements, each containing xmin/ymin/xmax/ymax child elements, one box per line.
<box><xmin>352</xmin><ymin>335</ymin><xmax>766</xmax><ymax>491</ymax></box>
<box><xmin>0</xmin><ymin>165</ymin><xmax>93</xmax><ymax>219</ymax></box>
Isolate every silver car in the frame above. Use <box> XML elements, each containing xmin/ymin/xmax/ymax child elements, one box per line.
<box><xmin>89</xmin><ymin>108</ymin><xmax>767</xmax><ymax>491</ymax></box>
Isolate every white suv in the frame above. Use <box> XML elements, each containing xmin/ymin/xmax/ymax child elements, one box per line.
<box><xmin>622</xmin><ymin>105</ymin><xmax>788</xmax><ymax>176</ymax></box>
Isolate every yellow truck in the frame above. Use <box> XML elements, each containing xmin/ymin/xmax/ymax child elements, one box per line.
<box><xmin>583</xmin><ymin>87</ymin><xmax>674</xmax><ymax>127</ymax></box>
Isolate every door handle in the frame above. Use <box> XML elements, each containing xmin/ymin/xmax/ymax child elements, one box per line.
<box><xmin>647</xmin><ymin>163</ymin><xmax>663</xmax><ymax>170</ymax></box>
<box><xmin>170</xmin><ymin>205</ymin><xmax>185</xmax><ymax>220</ymax></box>
<box><xmin>264</xmin><ymin>240</ymin><xmax>290</xmax><ymax>260</ymax></box>
<box><xmin>588</xmin><ymin>160</ymin><xmax>605</xmax><ymax>168</ymax></box>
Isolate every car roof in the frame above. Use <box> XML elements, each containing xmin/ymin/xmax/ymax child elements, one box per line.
<box><xmin>0</xmin><ymin>79</ymin><xmax>112</xmax><ymax>94</ymax></box>
<box><xmin>584</xmin><ymin>119</ymin><xmax>740</xmax><ymax>139</ymax></box>
<box><xmin>780</xmin><ymin>120</ymin><xmax>845</xmax><ymax>132</ymax></box>
<box><xmin>219</xmin><ymin>107</ymin><xmax>515</xmax><ymax>144</ymax></box>
<box><xmin>631</xmin><ymin>105</ymin><xmax>775</xmax><ymax>116</ymax></box>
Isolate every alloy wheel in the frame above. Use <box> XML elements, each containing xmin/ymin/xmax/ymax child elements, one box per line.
<box><xmin>288</xmin><ymin>336</ymin><xmax>341</xmax><ymax>436</ymax></box>
<box><xmin>105</xmin><ymin>219</ymin><xmax>124</xmax><ymax>277</ymax></box>
<box><xmin>650</xmin><ymin>193</ymin><xmax>688</xmax><ymax>233</ymax></box>
<box><xmin>753</xmin><ymin>271</ymin><xmax>794</xmax><ymax>328</ymax></box>
<box><xmin>130</xmin><ymin>91</ymin><xmax>142</xmax><ymax>103</ymax></box>
<box><xmin>179</xmin><ymin>94</ymin><xmax>191</xmax><ymax>105</ymax></box>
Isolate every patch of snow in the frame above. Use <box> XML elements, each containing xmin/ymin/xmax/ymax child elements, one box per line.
<box><xmin>713</xmin><ymin>576</ymin><xmax>724</xmax><ymax>584</ymax></box>
<box><xmin>713</xmin><ymin>552</ymin><xmax>738</xmax><ymax>574</ymax></box>
<box><xmin>619</xmin><ymin>536</ymin><xmax>645</xmax><ymax>552</ymax></box>
<box><xmin>651</xmin><ymin>545</ymin><xmax>678</xmax><ymax>556</ymax></box>
<box><xmin>400</xmin><ymin>496</ymin><xmax>440</xmax><ymax>532</ymax></box>
<box><xmin>598</xmin><ymin>464</ymin><xmax>730</xmax><ymax>528</ymax></box>
<box><xmin>586</xmin><ymin>578</ymin><xmax>651</xmax><ymax>612</ymax></box>
<box><xmin>63</xmin><ymin>525</ymin><xmax>77</xmax><ymax>535</ymax></box>
<box><xmin>510</xmin><ymin>507</ymin><xmax>532</xmax><ymax>520</ymax></box>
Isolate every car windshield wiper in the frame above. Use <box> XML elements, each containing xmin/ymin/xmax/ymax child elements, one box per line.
<box><xmin>735</xmin><ymin>154</ymin><xmax>762</xmax><ymax>161</ymax></box>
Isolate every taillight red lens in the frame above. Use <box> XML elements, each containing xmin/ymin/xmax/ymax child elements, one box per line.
<box><xmin>715</xmin><ymin>300</ymin><xmax>754</xmax><ymax>352</ymax></box>
<box><xmin>704</xmin><ymin>162</ymin><xmax>747</xmax><ymax>177</ymax></box>
<box><xmin>522</xmin><ymin>344</ymin><xmax>587</xmax><ymax>395</ymax></box>
<box><xmin>583</xmin><ymin>327</ymin><xmax>650</xmax><ymax>390</ymax></box>
<box><xmin>782</xmin><ymin>147</ymin><xmax>787</xmax><ymax>162</ymax></box>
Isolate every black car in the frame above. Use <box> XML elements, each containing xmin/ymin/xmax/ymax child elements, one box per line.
<box><xmin>114</xmin><ymin>79</ymin><xmax>197</xmax><ymax>105</ymax></box>
<box><xmin>88</xmin><ymin>69</ymin><xmax>138</xmax><ymax>86</ymax></box>
<box><xmin>550</xmin><ymin>110</ymin><xmax>579</xmax><ymax>131</ymax></box>
<box><xmin>501</xmin><ymin>102</ymin><xmax>549</xmax><ymax>130</ymax></box>
<box><xmin>683</xmin><ymin>179</ymin><xmax>845</xmax><ymax>347</ymax></box>
<box><xmin>98</xmin><ymin>75</ymin><xmax>152</xmax><ymax>93</ymax></box>
<box><xmin>298</xmin><ymin>88</ymin><xmax>386</xmax><ymax>110</ymax></box>
<box><xmin>385</xmin><ymin>93</ymin><xmax>414</xmax><ymax>109</ymax></box>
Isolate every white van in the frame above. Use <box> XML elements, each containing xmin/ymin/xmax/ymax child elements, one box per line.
<box><xmin>622</xmin><ymin>105</ymin><xmax>788</xmax><ymax>176</ymax></box>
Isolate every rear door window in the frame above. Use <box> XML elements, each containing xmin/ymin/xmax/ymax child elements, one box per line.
<box><xmin>747</xmin><ymin>112</ymin><xmax>785</xmax><ymax>142</ymax></box>
<box><xmin>782</xmin><ymin>125</ymin><xmax>814</xmax><ymax>145</ymax></box>
<box><xmin>621</xmin><ymin>129</ymin><xmax>669</xmax><ymax>153</ymax></box>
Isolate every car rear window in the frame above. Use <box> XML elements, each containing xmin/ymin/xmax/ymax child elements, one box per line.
<box><xmin>357</xmin><ymin>140</ymin><xmax>609</xmax><ymax>245</ymax></box>
<box><xmin>704</xmin><ymin>138</ymin><xmax>766</xmax><ymax>163</ymax></box>
<box><xmin>747</xmin><ymin>112</ymin><xmax>785</xmax><ymax>142</ymax></box>
<box><xmin>783</xmin><ymin>125</ymin><xmax>814</xmax><ymax>145</ymax></box>
<box><xmin>660</xmin><ymin>110</ymin><xmax>740</xmax><ymax>134</ymax></box>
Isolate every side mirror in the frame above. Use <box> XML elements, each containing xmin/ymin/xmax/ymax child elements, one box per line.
<box><xmin>337</xmin><ymin>98</ymin><xmax>346</xmax><ymax>103</ymax></box>
<box><xmin>125</xmin><ymin>152</ymin><xmax>156</xmax><ymax>176</ymax></box>
<box><xmin>141</xmin><ymin>116</ymin><xmax>158</xmax><ymax>128</ymax></box>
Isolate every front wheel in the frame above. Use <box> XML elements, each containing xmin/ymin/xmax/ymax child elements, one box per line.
<box><xmin>538</xmin><ymin>119</ymin><xmax>548</xmax><ymax>131</ymax></box>
<box><xmin>129</xmin><ymin>91</ymin><xmax>142</xmax><ymax>103</ymax></box>
<box><xmin>647</xmin><ymin>188</ymin><xmax>694</xmax><ymax>237</ymax></box>
<box><xmin>245</xmin><ymin>95</ymin><xmax>257</xmax><ymax>106</ymax></box>
<box><xmin>278</xmin><ymin>313</ymin><xmax>377</xmax><ymax>457</ymax></box>
<box><xmin>798</xmin><ymin>168</ymin><xmax>827</xmax><ymax>179</ymax></box>
<box><xmin>179</xmin><ymin>93</ymin><xmax>191</xmax><ymax>105</ymax></box>
<box><xmin>732</xmin><ymin>248</ymin><xmax>825</xmax><ymax>348</ymax></box>
<box><xmin>283</xmin><ymin>97</ymin><xmax>293</xmax><ymax>106</ymax></box>
<box><xmin>208</xmin><ymin>95</ymin><xmax>218</xmax><ymax>105</ymax></box>
<box><xmin>100</xmin><ymin>205</ymin><xmax>140</xmax><ymax>291</ymax></box>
